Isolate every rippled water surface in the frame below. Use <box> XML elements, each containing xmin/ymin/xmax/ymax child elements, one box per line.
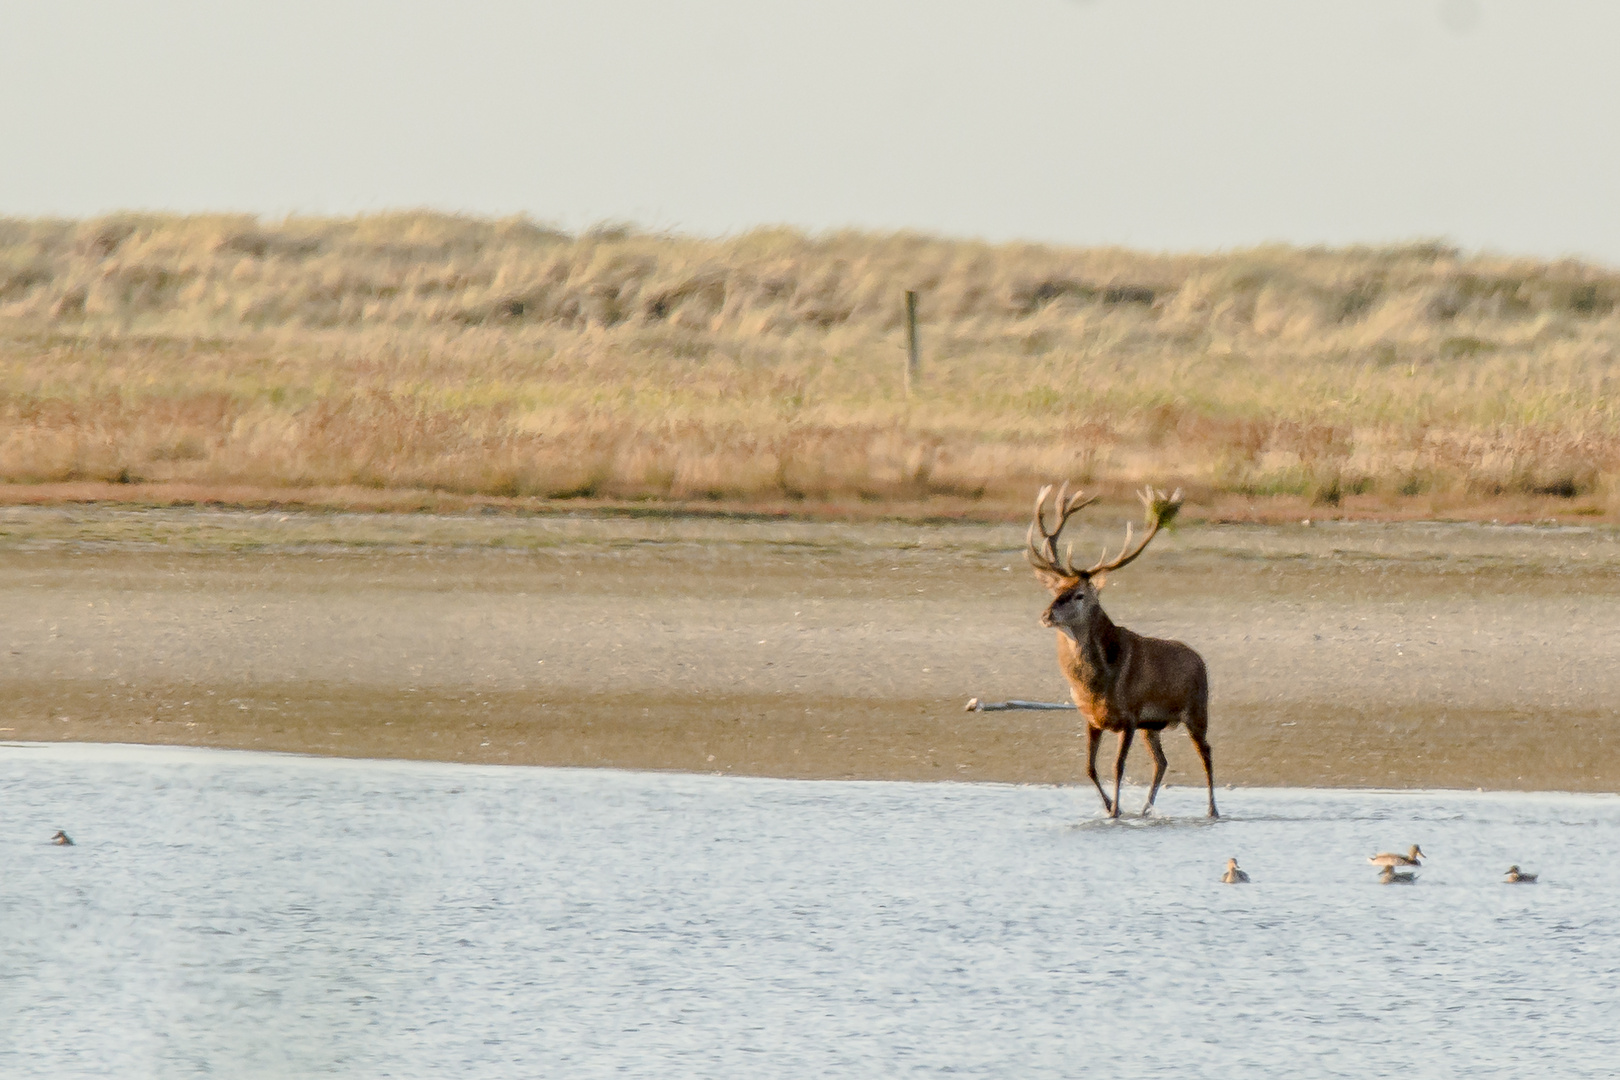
<box><xmin>3</xmin><ymin>743</ymin><xmax>1618</xmax><ymax>1079</ymax></box>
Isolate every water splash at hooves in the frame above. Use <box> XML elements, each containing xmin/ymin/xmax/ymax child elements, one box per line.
<box><xmin>1069</xmin><ymin>815</ymin><xmax>1221</xmax><ymax>831</ymax></box>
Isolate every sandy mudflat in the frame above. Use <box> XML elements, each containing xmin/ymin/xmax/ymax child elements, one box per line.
<box><xmin>2</xmin><ymin>505</ymin><xmax>1618</xmax><ymax>792</ymax></box>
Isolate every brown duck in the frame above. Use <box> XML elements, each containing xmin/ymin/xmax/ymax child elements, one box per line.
<box><xmin>1368</xmin><ymin>845</ymin><xmax>1423</xmax><ymax>868</ymax></box>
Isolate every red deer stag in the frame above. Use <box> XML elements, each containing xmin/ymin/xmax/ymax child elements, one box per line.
<box><xmin>1027</xmin><ymin>483</ymin><xmax>1217</xmax><ymax>818</ymax></box>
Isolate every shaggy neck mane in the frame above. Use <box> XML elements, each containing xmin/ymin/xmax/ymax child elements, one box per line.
<box><xmin>1065</xmin><ymin>602</ymin><xmax>1122</xmax><ymax>697</ymax></box>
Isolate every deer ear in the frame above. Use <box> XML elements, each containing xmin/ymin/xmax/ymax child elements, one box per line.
<box><xmin>1032</xmin><ymin>566</ymin><xmax>1077</xmax><ymax>594</ymax></box>
<box><xmin>1091</xmin><ymin>571</ymin><xmax>1108</xmax><ymax>590</ymax></box>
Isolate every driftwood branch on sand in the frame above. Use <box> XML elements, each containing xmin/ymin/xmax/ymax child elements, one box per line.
<box><xmin>964</xmin><ymin>697</ymin><xmax>1077</xmax><ymax>712</ymax></box>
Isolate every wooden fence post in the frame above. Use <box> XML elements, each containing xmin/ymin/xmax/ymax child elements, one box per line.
<box><xmin>904</xmin><ymin>290</ymin><xmax>920</xmax><ymax>397</ymax></box>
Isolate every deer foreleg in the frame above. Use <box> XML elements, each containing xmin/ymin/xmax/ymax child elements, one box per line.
<box><xmin>1085</xmin><ymin>725</ymin><xmax>1111</xmax><ymax>814</ymax></box>
<box><xmin>1110</xmin><ymin>728</ymin><xmax>1134</xmax><ymax>820</ymax></box>
<box><xmin>1142</xmin><ymin>729</ymin><xmax>1168</xmax><ymax>815</ymax></box>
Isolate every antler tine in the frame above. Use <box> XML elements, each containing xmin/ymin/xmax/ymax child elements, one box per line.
<box><xmin>1085</xmin><ymin>486</ymin><xmax>1183</xmax><ymax>575</ymax></box>
<box><xmin>1025</xmin><ymin>521</ymin><xmax>1052</xmax><ymax>570</ymax></box>
<box><xmin>1032</xmin><ymin>483</ymin><xmax>1054</xmax><ymax>521</ymax></box>
<box><xmin>1026</xmin><ymin>485</ymin><xmax>1059</xmax><ymax>571</ymax></box>
<box><xmin>1058</xmin><ymin>490</ymin><xmax>1099</xmax><ymax>529</ymax></box>
<box><xmin>1084</xmin><ymin>523</ymin><xmax>1132</xmax><ymax>576</ymax></box>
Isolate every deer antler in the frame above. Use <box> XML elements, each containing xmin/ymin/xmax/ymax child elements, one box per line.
<box><xmin>1083</xmin><ymin>486</ymin><xmax>1183</xmax><ymax>575</ymax></box>
<box><xmin>1025</xmin><ymin>481</ymin><xmax>1099</xmax><ymax>580</ymax></box>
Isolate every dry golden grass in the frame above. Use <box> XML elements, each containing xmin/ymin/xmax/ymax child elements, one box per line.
<box><xmin>2</xmin><ymin>211</ymin><xmax>1618</xmax><ymax>518</ymax></box>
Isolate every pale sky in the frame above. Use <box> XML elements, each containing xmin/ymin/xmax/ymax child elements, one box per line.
<box><xmin>3</xmin><ymin>1</ymin><xmax>1617</xmax><ymax>263</ymax></box>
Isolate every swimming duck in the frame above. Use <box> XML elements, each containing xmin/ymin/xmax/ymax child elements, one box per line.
<box><xmin>1221</xmin><ymin>858</ymin><xmax>1250</xmax><ymax>884</ymax></box>
<box><xmin>1504</xmin><ymin>865</ymin><xmax>1538</xmax><ymax>884</ymax></box>
<box><xmin>1378</xmin><ymin>866</ymin><xmax>1417</xmax><ymax>885</ymax></box>
<box><xmin>1368</xmin><ymin>845</ymin><xmax>1423</xmax><ymax>868</ymax></box>
<box><xmin>51</xmin><ymin>830</ymin><xmax>73</xmax><ymax>846</ymax></box>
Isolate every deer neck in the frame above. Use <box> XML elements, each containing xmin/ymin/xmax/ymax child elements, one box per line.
<box><xmin>1057</xmin><ymin>606</ymin><xmax>1120</xmax><ymax>697</ymax></box>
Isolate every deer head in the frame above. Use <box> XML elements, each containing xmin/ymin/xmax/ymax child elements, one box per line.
<box><xmin>1027</xmin><ymin>482</ymin><xmax>1183</xmax><ymax>640</ymax></box>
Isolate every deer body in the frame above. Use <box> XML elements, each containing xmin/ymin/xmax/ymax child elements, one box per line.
<box><xmin>1050</xmin><ymin>608</ymin><xmax>1207</xmax><ymax>733</ymax></box>
<box><xmin>1027</xmin><ymin>483</ymin><xmax>1218</xmax><ymax>818</ymax></box>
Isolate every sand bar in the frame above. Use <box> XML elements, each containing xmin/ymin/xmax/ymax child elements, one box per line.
<box><xmin>3</xmin><ymin>505</ymin><xmax>1617</xmax><ymax>792</ymax></box>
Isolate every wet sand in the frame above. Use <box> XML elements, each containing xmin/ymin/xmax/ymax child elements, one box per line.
<box><xmin>2</xmin><ymin>506</ymin><xmax>1617</xmax><ymax>792</ymax></box>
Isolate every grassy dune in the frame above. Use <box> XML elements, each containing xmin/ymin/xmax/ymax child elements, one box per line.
<box><xmin>2</xmin><ymin>212</ymin><xmax>1618</xmax><ymax>518</ymax></box>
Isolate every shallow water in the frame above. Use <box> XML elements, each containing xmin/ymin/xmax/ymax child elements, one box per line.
<box><xmin>3</xmin><ymin>744</ymin><xmax>1618</xmax><ymax>1079</ymax></box>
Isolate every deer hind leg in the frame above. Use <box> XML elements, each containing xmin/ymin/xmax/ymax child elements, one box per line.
<box><xmin>1110</xmin><ymin>728</ymin><xmax>1135</xmax><ymax>820</ymax></box>
<box><xmin>1142</xmin><ymin>729</ymin><xmax>1168</xmax><ymax>815</ymax></box>
<box><xmin>1190</xmin><ymin>730</ymin><xmax>1218</xmax><ymax>818</ymax></box>
<box><xmin>1085</xmin><ymin>725</ymin><xmax>1112</xmax><ymax>815</ymax></box>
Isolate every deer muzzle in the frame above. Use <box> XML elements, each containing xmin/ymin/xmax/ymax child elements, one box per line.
<box><xmin>1041</xmin><ymin>610</ymin><xmax>1080</xmax><ymax>642</ymax></box>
